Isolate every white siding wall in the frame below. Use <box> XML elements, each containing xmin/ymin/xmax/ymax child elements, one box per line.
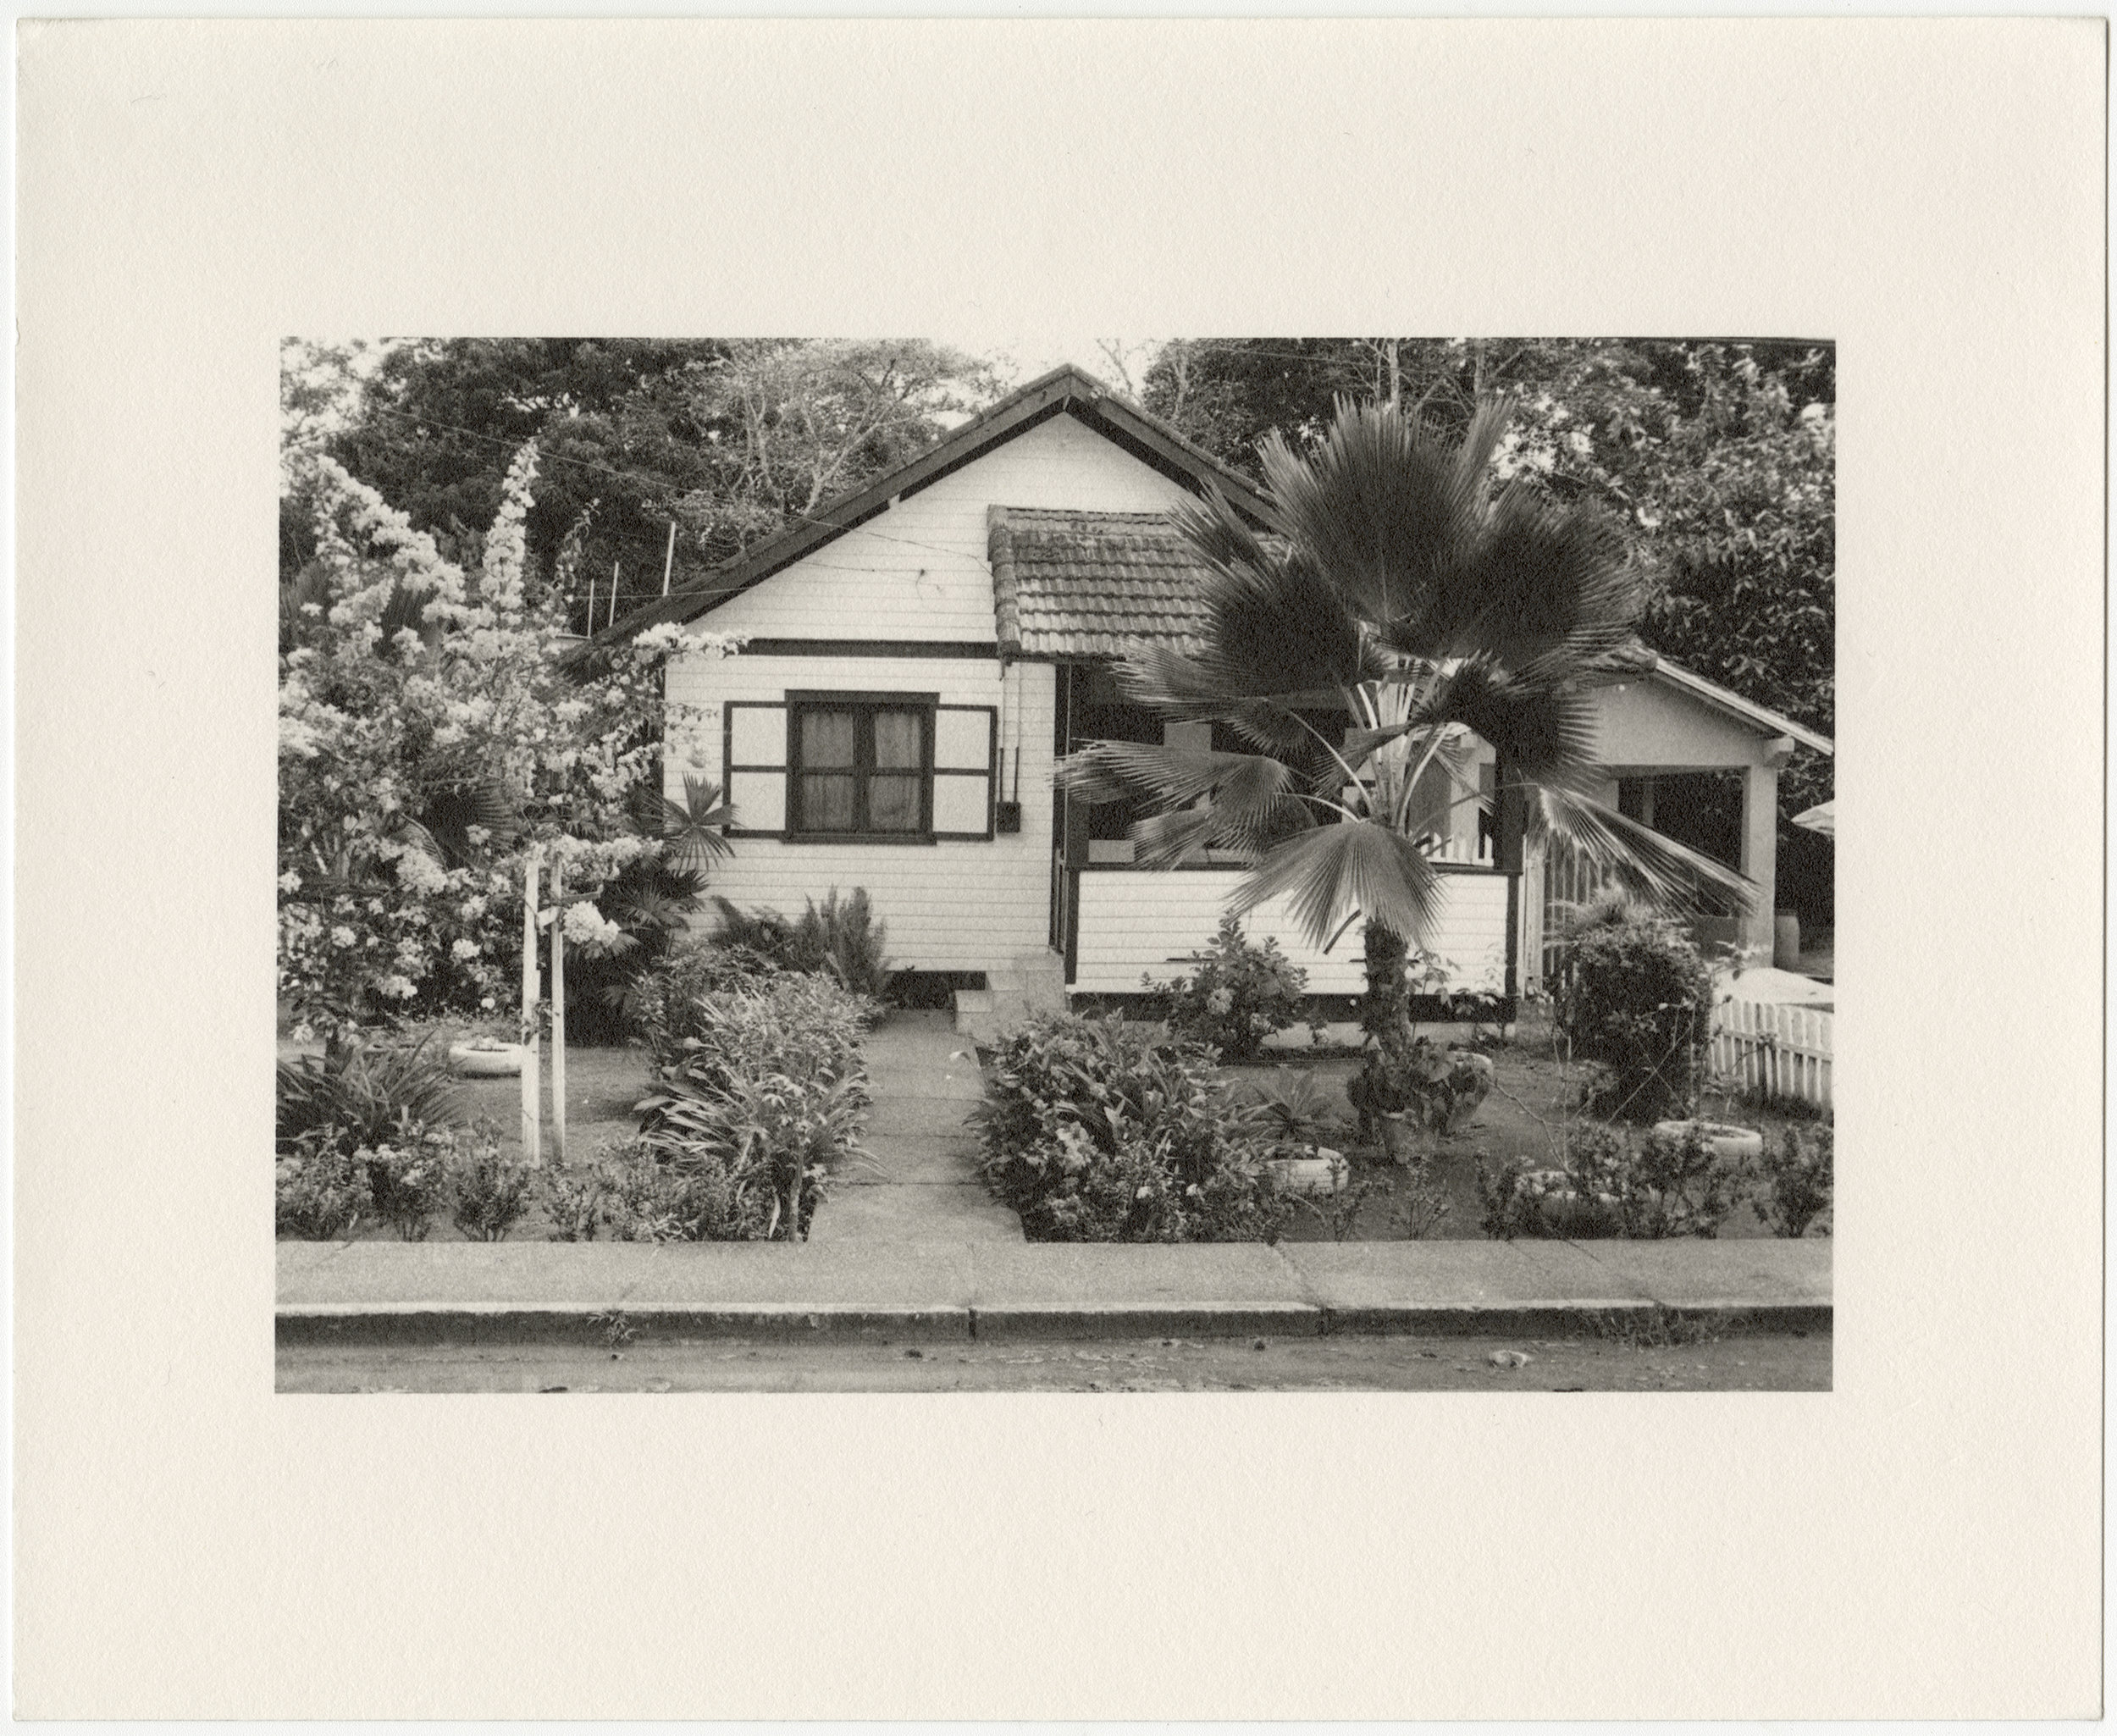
<box><xmin>699</xmin><ymin>414</ymin><xmax>1198</xmax><ymax>640</ymax></box>
<box><xmin>666</xmin><ymin>651</ymin><xmax>1058</xmax><ymax>972</ymax></box>
<box><xmin>1072</xmin><ymin>868</ymin><xmax>1514</xmax><ymax>998</ymax></box>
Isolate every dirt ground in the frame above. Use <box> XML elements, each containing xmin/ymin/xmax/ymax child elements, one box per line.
<box><xmin>1231</xmin><ymin>1004</ymin><xmax>1827</xmax><ymax>1242</ymax></box>
<box><xmin>279</xmin><ymin>1324</ymin><xmax>1832</xmax><ymax>1392</ymax></box>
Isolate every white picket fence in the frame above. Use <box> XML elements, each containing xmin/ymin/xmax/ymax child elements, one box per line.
<box><xmin>1711</xmin><ymin>997</ymin><xmax>1833</xmax><ymax>1111</ymax></box>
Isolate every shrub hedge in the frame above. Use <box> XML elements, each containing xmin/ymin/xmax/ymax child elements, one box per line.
<box><xmin>970</xmin><ymin>1012</ymin><xmax>1289</xmax><ymax>1243</ymax></box>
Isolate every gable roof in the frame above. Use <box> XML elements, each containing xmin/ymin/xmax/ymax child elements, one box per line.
<box><xmin>986</xmin><ymin>506</ymin><xmax>1832</xmax><ymax>755</ymax></box>
<box><xmin>581</xmin><ymin>364</ymin><xmax>1282</xmax><ymax>650</ymax></box>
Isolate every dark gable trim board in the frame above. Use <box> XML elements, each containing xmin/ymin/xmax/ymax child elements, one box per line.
<box><xmin>738</xmin><ymin>640</ymin><xmax>1002</xmax><ymax>661</ymax></box>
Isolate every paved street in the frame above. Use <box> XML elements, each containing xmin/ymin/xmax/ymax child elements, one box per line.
<box><xmin>280</xmin><ymin>1326</ymin><xmax>1829</xmax><ymax>1391</ymax></box>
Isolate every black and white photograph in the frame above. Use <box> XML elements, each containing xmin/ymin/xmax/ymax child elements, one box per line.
<box><xmin>19</xmin><ymin>18</ymin><xmax>2102</xmax><ymax>1722</ymax></box>
<box><xmin>275</xmin><ymin>336</ymin><xmax>1836</xmax><ymax>1392</ymax></box>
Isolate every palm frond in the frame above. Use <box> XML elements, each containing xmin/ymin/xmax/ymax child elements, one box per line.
<box><xmin>1528</xmin><ymin>783</ymin><xmax>1756</xmax><ymax>915</ymax></box>
<box><xmin>655</xmin><ymin>776</ymin><xmax>735</xmax><ymax>871</ymax></box>
<box><xmin>1107</xmin><ymin>644</ymin><xmax>1340</xmax><ymax>761</ymax></box>
<box><xmin>1061</xmin><ymin>740</ymin><xmax>1317</xmax><ymax>855</ymax></box>
<box><xmin>1130</xmin><ymin>806</ymin><xmax>1219</xmax><ymax>866</ymax></box>
<box><xmin>1410</xmin><ymin>659</ymin><xmax>1603</xmax><ymax>786</ymax></box>
<box><xmin>1227</xmin><ymin>819</ymin><xmax>1443</xmax><ymax>950</ymax></box>
<box><xmin>419</xmin><ymin>778</ymin><xmax>522</xmax><ymax>865</ymax></box>
<box><xmin>1411</xmin><ymin>485</ymin><xmax>1640</xmax><ymax>672</ymax></box>
<box><xmin>1256</xmin><ymin>396</ymin><xmax>1488</xmax><ymax>629</ymax></box>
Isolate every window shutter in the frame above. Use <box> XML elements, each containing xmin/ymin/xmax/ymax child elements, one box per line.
<box><xmin>931</xmin><ymin>705</ymin><xmax>997</xmax><ymax>839</ymax></box>
<box><xmin>722</xmin><ymin>702</ymin><xmax>788</xmax><ymax>836</ymax></box>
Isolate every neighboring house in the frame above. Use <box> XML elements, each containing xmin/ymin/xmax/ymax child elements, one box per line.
<box><xmin>598</xmin><ymin>364</ymin><xmax>1832</xmax><ymax>1020</ymax></box>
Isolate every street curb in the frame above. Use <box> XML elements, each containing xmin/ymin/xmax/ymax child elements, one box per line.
<box><xmin>276</xmin><ymin>1302</ymin><xmax>975</xmax><ymax>1346</ymax></box>
<box><xmin>277</xmin><ymin>1296</ymin><xmax>1829</xmax><ymax>1348</ymax></box>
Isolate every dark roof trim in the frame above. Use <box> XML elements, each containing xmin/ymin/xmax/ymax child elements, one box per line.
<box><xmin>579</xmin><ymin>364</ymin><xmax>1282</xmax><ymax>654</ymax></box>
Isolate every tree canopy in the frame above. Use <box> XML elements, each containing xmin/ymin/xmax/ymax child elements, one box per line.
<box><xmin>287</xmin><ymin>338</ymin><xmax>1003</xmax><ymax>630</ymax></box>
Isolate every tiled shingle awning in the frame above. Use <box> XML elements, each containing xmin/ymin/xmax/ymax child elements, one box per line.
<box><xmin>988</xmin><ymin>506</ymin><xmax>1214</xmax><ymax>658</ymax></box>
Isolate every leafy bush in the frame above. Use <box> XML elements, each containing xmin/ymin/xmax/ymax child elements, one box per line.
<box><xmin>640</xmin><ymin>967</ymin><xmax>871</xmax><ymax>1089</ymax></box>
<box><xmin>1551</xmin><ymin>905</ymin><xmax>1716</xmax><ymax>1123</ymax></box>
<box><xmin>971</xmin><ymin>1013</ymin><xmax>1289</xmax><ymax>1243</ymax></box>
<box><xmin>275</xmin><ymin>1136</ymin><xmax>373</xmax><ymax>1239</ymax></box>
<box><xmin>1347</xmin><ymin>1027</ymin><xmax>1494</xmax><ymax>1143</ymax></box>
<box><xmin>447</xmin><ymin>1128</ymin><xmax>533</xmax><ymax>1241</ymax></box>
<box><xmin>554</xmin><ymin>1137</ymin><xmax>798</xmax><ymax>1244</ymax></box>
<box><xmin>275</xmin><ymin>1037</ymin><xmax>461</xmax><ymax>1155</ymax></box>
<box><xmin>1755</xmin><ymin>1124</ymin><xmax>1833</xmax><ymax>1237</ymax></box>
<box><xmin>533</xmin><ymin>1164</ymin><xmax>612</xmax><ymax>1242</ymax></box>
<box><xmin>626</xmin><ymin>968</ymin><xmax>873</xmax><ymax>1240</ymax></box>
<box><xmin>1144</xmin><ymin>914</ymin><xmax>1307</xmax><ymax>1062</ymax></box>
<box><xmin>1478</xmin><ymin>1121</ymin><xmax>1747</xmax><ymax>1240</ymax></box>
<box><xmin>711</xmin><ymin>887</ymin><xmax>894</xmax><ymax>1002</ymax></box>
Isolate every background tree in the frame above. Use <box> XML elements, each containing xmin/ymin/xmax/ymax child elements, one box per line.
<box><xmin>307</xmin><ymin>338</ymin><xmax>1003</xmax><ymax>630</ymax></box>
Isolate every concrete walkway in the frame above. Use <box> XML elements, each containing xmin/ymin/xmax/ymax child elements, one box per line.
<box><xmin>278</xmin><ymin>1236</ymin><xmax>1831</xmax><ymax>1346</ymax></box>
<box><xmin>808</xmin><ymin>1011</ymin><xmax>1025</xmax><ymax>1247</ymax></box>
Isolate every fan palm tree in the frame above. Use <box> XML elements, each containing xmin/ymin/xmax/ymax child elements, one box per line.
<box><xmin>1060</xmin><ymin>395</ymin><xmax>1753</xmax><ymax>1027</ymax></box>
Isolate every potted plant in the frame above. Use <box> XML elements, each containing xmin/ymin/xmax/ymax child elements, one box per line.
<box><xmin>1237</xmin><ymin>1068</ymin><xmax>1349</xmax><ymax>1195</ymax></box>
<box><xmin>448</xmin><ymin>1017</ymin><xmax>528</xmax><ymax>1077</ymax></box>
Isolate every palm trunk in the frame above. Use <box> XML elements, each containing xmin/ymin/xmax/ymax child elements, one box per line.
<box><xmin>1362</xmin><ymin>920</ymin><xmax>1408</xmax><ymax>1041</ymax></box>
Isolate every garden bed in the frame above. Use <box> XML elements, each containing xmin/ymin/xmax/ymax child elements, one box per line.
<box><xmin>277</xmin><ymin>949</ymin><xmax>876</xmax><ymax>1245</ymax></box>
<box><xmin>1230</xmin><ymin>1004</ymin><xmax>1827</xmax><ymax>1242</ymax></box>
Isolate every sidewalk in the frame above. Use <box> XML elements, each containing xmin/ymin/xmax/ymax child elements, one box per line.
<box><xmin>278</xmin><ymin>1236</ymin><xmax>1831</xmax><ymax>1346</ymax></box>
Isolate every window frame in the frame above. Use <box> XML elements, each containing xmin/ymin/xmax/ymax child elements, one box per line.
<box><xmin>785</xmin><ymin>690</ymin><xmax>940</xmax><ymax>843</ymax></box>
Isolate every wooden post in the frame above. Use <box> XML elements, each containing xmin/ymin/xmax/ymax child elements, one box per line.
<box><xmin>609</xmin><ymin>562</ymin><xmax>619</xmax><ymax>631</ymax></box>
<box><xmin>661</xmin><ymin>520</ymin><xmax>677</xmax><ymax>596</ymax></box>
<box><xmin>550</xmin><ymin>858</ymin><xmax>567</xmax><ymax>1166</ymax></box>
<box><xmin>521</xmin><ymin>852</ymin><xmax>541</xmax><ymax>1166</ymax></box>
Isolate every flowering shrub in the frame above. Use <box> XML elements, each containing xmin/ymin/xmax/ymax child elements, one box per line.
<box><xmin>1477</xmin><ymin>1121</ymin><xmax>1746</xmax><ymax>1240</ymax></box>
<box><xmin>277</xmin><ymin>440</ymin><xmax>741</xmax><ymax>1050</ymax></box>
<box><xmin>1142</xmin><ymin>914</ymin><xmax>1307</xmax><ymax>1063</ymax></box>
<box><xmin>357</xmin><ymin>1124</ymin><xmax>457</xmax><ymax>1241</ymax></box>
<box><xmin>1551</xmin><ymin>906</ymin><xmax>1716</xmax><ymax>1122</ymax></box>
<box><xmin>971</xmin><ymin>1013</ymin><xmax>1289</xmax><ymax>1242</ymax></box>
<box><xmin>274</xmin><ymin>1136</ymin><xmax>373</xmax><ymax>1240</ymax></box>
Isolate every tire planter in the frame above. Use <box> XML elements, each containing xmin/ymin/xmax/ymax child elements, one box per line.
<box><xmin>1650</xmin><ymin>1119</ymin><xmax>1765</xmax><ymax>1163</ymax></box>
<box><xmin>450</xmin><ymin>1041</ymin><xmax>527</xmax><ymax>1077</ymax></box>
<box><xmin>1269</xmin><ymin>1147</ymin><xmax>1347</xmax><ymax>1195</ymax></box>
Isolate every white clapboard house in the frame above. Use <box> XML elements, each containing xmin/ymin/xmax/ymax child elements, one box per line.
<box><xmin>595</xmin><ymin>365</ymin><xmax>1832</xmax><ymax>1028</ymax></box>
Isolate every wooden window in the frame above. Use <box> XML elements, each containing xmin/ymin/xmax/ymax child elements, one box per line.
<box><xmin>721</xmin><ymin>691</ymin><xmax>996</xmax><ymax>843</ymax></box>
<box><xmin>787</xmin><ymin>694</ymin><xmax>935</xmax><ymax>838</ymax></box>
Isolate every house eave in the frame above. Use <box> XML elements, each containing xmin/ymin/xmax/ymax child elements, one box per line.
<box><xmin>1647</xmin><ymin>658</ymin><xmax>1835</xmax><ymax>756</ymax></box>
